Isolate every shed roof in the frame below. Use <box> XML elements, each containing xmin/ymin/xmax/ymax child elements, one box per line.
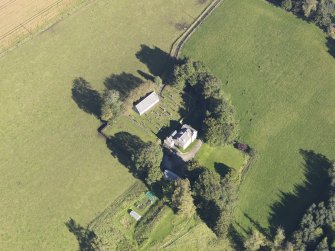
<box><xmin>129</xmin><ymin>210</ymin><xmax>142</xmax><ymax>221</ymax></box>
<box><xmin>135</xmin><ymin>91</ymin><xmax>160</xmax><ymax>115</ymax></box>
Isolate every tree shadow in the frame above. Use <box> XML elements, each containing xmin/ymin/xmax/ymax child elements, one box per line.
<box><xmin>265</xmin><ymin>0</ymin><xmax>281</xmax><ymax>7</ymax></box>
<box><xmin>135</xmin><ymin>44</ymin><xmax>181</xmax><ymax>83</ymax></box>
<box><xmin>106</xmin><ymin>131</ymin><xmax>146</xmax><ymax>177</ymax></box>
<box><xmin>156</xmin><ymin>120</ymin><xmax>180</xmax><ymax>140</ymax></box>
<box><xmin>104</xmin><ymin>72</ymin><xmax>144</xmax><ymax>101</ymax></box>
<box><xmin>65</xmin><ymin>218</ymin><xmax>100</xmax><ymax>251</ymax></box>
<box><xmin>71</xmin><ymin>77</ymin><xmax>102</xmax><ymax>119</ymax></box>
<box><xmin>195</xmin><ymin>198</ymin><xmax>221</xmax><ymax>231</ymax></box>
<box><xmin>244</xmin><ymin>213</ymin><xmax>271</xmax><ymax>239</ymax></box>
<box><xmin>268</xmin><ymin>150</ymin><xmax>332</xmax><ymax>236</ymax></box>
<box><xmin>214</xmin><ymin>162</ymin><xmax>231</xmax><ymax>178</ymax></box>
<box><xmin>228</xmin><ymin>224</ymin><xmax>247</xmax><ymax>251</ymax></box>
<box><xmin>326</xmin><ymin>37</ymin><xmax>335</xmax><ymax>58</ymax></box>
<box><xmin>137</xmin><ymin>70</ymin><xmax>155</xmax><ymax>82</ymax></box>
<box><xmin>178</xmin><ymin>86</ymin><xmax>204</xmax><ymax>132</ymax></box>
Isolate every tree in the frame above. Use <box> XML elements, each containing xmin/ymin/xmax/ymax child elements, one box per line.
<box><xmin>315</xmin><ymin>237</ymin><xmax>329</xmax><ymax>251</ymax></box>
<box><xmin>154</xmin><ymin>76</ymin><xmax>162</xmax><ymax>87</ymax></box>
<box><xmin>314</xmin><ymin>0</ymin><xmax>335</xmax><ymax>28</ymax></box>
<box><xmin>173</xmin><ymin>58</ymin><xmax>195</xmax><ymax>88</ymax></box>
<box><xmin>303</xmin><ymin>0</ymin><xmax>318</xmax><ymax>17</ymax></box>
<box><xmin>146</xmin><ymin>164</ymin><xmax>162</xmax><ymax>186</ymax></box>
<box><xmin>171</xmin><ymin>179</ymin><xmax>196</xmax><ymax>217</ymax></box>
<box><xmin>101</xmin><ymin>89</ymin><xmax>122</xmax><ymax>121</ymax></box>
<box><xmin>273</xmin><ymin>227</ymin><xmax>286</xmax><ymax>249</ymax></box>
<box><xmin>193</xmin><ymin>168</ymin><xmax>222</xmax><ymax>202</ymax></box>
<box><xmin>132</xmin><ymin>142</ymin><xmax>163</xmax><ymax>182</ymax></box>
<box><xmin>244</xmin><ymin>230</ymin><xmax>266</xmax><ymax>251</ymax></box>
<box><xmin>282</xmin><ymin>0</ymin><xmax>293</xmax><ymax>10</ymax></box>
<box><xmin>203</xmin><ymin>116</ymin><xmax>238</xmax><ymax>146</ymax></box>
<box><xmin>198</xmin><ymin>73</ymin><xmax>222</xmax><ymax>99</ymax></box>
<box><xmin>186</xmin><ymin>160</ymin><xmax>204</xmax><ymax>182</ymax></box>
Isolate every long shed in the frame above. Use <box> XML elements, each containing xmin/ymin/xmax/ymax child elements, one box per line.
<box><xmin>134</xmin><ymin>91</ymin><xmax>160</xmax><ymax>115</ymax></box>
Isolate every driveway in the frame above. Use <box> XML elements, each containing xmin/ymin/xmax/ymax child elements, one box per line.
<box><xmin>176</xmin><ymin>140</ymin><xmax>203</xmax><ymax>161</ymax></box>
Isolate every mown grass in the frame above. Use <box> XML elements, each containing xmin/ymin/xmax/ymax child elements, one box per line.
<box><xmin>0</xmin><ymin>0</ymin><xmax>208</xmax><ymax>250</ymax></box>
<box><xmin>183</xmin><ymin>0</ymin><xmax>335</xmax><ymax>236</ymax></box>
<box><xmin>195</xmin><ymin>144</ymin><xmax>246</xmax><ymax>173</ymax></box>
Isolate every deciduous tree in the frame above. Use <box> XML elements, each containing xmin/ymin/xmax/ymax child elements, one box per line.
<box><xmin>171</xmin><ymin>179</ymin><xmax>195</xmax><ymax>217</ymax></box>
<box><xmin>101</xmin><ymin>89</ymin><xmax>122</xmax><ymax>121</ymax></box>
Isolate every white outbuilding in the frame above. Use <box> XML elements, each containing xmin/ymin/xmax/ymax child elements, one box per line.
<box><xmin>134</xmin><ymin>91</ymin><xmax>160</xmax><ymax>115</ymax></box>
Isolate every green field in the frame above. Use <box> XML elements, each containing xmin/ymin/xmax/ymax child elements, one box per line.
<box><xmin>0</xmin><ymin>0</ymin><xmax>209</xmax><ymax>250</ymax></box>
<box><xmin>195</xmin><ymin>144</ymin><xmax>246</xmax><ymax>174</ymax></box>
<box><xmin>183</xmin><ymin>0</ymin><xmax>335</xmax><ymax>236</ymax></box>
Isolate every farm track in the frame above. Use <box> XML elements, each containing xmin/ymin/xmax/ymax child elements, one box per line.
<box><xmin>170</xmin><ymin>0</ymin><xmax>223</xmax><ymax>58</ymax></box>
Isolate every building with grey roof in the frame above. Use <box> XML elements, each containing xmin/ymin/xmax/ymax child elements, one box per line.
<box><xmin>164</xmin><ymin>124</ymin><xmax>197</xmax><ymax>150</ymax></box>
<box><xmin>134</xmin><ymin>91</ymin><xmax>160</xmax><ymax>115</ymax></box>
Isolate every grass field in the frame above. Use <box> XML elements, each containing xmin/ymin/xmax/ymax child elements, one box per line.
<box><xmin>195</xmin><ymin>144</ymin><xmax>246</xmax><ymax>175</ymax></box>
<box><xmin>183</xmin><ymin>0</ymin><xmax>335</xmax><ymax>236</ymax></box>
<box><xmin>0</xmin><ymin>0</ymin><xmax>209</xmax><ymax>250</ymax></box>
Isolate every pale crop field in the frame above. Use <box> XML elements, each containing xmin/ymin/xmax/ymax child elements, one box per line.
<box><xmin>183</xmin><ymin>0</ymin><xmax>335</xmax><ymax>236</ymax></box>
<box><xmin>0</xmin><ymin>0</ymin><xmax>83</xmax><ymax>53</ymax></box>
<box><xmin>0</xmin><ymin>0</ymin><xmax>208</xmax><ymax>250</ymax></box>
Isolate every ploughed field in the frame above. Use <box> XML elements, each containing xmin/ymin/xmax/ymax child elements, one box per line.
<box><xmin>183</xmin><ymin>0</ymin><xmax>335</xmax><ymax>235</ymax></box>
<box><xmin>0</xmin><ymin>0</ymin><xmax>208</xmax><ymax>250</ymax></box>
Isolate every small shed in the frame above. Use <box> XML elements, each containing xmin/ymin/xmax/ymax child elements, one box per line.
<box><xmin>129</xmin><ymin>210</ymin><xmax>142</xmax><ymax>221</ymax></box>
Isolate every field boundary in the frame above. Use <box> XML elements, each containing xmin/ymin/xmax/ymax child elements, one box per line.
<box><xmin>169</xmin><ymin>0</ymin><xmax>223</xmax><ymax>58</ymax></box>
<box><xmin>0</xmin><ymin>0</ymin><xmax>95</xmax><ymax>57</ymax></box>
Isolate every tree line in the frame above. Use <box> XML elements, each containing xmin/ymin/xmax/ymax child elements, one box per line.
<box><xmin>280</xmin><ymin>0</ymin><xmax>335</xmax><ymax>33</ymax></box>
<box><xmin>242</xmin><ymin>161</ymin><xmax>335</xmax><ymax>251</ymax></box>
<box><xmin>173</xmin><ymin>58</ymin><xmax>239</xmax><ymax>146</ymax></box>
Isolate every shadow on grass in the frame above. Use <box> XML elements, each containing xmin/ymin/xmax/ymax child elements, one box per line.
<box><xmin>178</xmin><ymin>85</ymin><xmax>204</xmax><ymax>132</ymax></box>
<box><xmin>104</xmin><ymin>72</ymin><xmax>144</xmax><ymax>101</ymax></box>
<box><xmin>268</xmin><ymin>149</ymin><xmax>332</xmax><ymax>236</ymax></box>
<box><xmin>135</xmin><ymin>44</ymin><xmax>181</xmax><ymax>83</ymax></box>
<box><xmin>137</xmin><ymin>70</ymin><xmax>154</xmax><ymax>82</ymax></box>
<box><xmin>195</xmin><ymin>198</ymin><xmax>221</xmax><ymax>231</ymax></box>
<box><xmin>214</xmin><ymin>162</ymin><xmax>231</xmax><ymax>178</ymax></box>
<box><xmin>71</xmin><ymin>77</ymin><xmax>101</xmax><ymax>119</ymax></box>
<box><xmin>228</xmin><ymin>224</ymin><xmax>247</xmax><ymax>251</ymax></box>
<box><xmin>156</xmin><ymin>120</ymin><xmax>180</xmax><ymax>140</ymax></box>
<box><xmin>106</xmin><ymin>131</ymin><xmax>146</xmax><ymax>177</ymax></box>
<box><xmin>326</xmin><ymin>37</ymin><xmax>335</xmax><ymax>58</ymax></box>
<box><xmin>65</xmin><ymin>218</ymin><xmax>100</xmax><ymax>251</ymax></box>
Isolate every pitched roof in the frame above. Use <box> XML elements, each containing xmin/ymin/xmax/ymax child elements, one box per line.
<box><xmin>135</xmin><ymin>91</ymin><xmax>160</xmax><ymax>115</ymax></box>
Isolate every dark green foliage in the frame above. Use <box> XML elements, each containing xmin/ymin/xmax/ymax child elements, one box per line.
<box><xmin>314</xmin><ymin>0</ymin><xmax>335</xmax><ymax>28</ymax></box>
<box><xmin>315</xmin><ymin>237</ymin><xmax>329</xmax><ymax>251</ymax></box>
<box><xmin>192</xmin><ymin>168</ymin><xmax>238</xmax><ymax>237</ymax></box>
<box><xmin>282</xmin><ymin>0</ymin><xmax>293</xmax><ymax>10</ymax></box>
<box><xmin>193</xmin><ymin>169</ymin><xmax>222</xmax><ymax>202</ymax></box>
<box><xmin>171</xmin><ymin>58</ymin><xmax>239</xmax><ymax>146</ymax></box>
<box><xmin>280</xmin><ymin>0</ymin><xmax>335</xmax><ymax>29</ymax></box>
<box><xmin>171</xmin><ymin>179</ymin><xmax>196</xmax><ymax>217</ymax></box>
<box><xmin>101</xmin><ymin>89</ymin><xmax>122</xmax><ymax>122</ymax></box>
<box><xmin>287</xmin><ymin>162</ymin><xmax>335</xmax><ymax>250</ymax></box>
<box><xmin>186</xmin><ymin>160</ymin><xmax>205</xmax><ymax>182</ymax></box>
<box><xmin>133</xmin><ymin>142</ymin><xmax>163</xmax><ymax>185</ymax></box>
